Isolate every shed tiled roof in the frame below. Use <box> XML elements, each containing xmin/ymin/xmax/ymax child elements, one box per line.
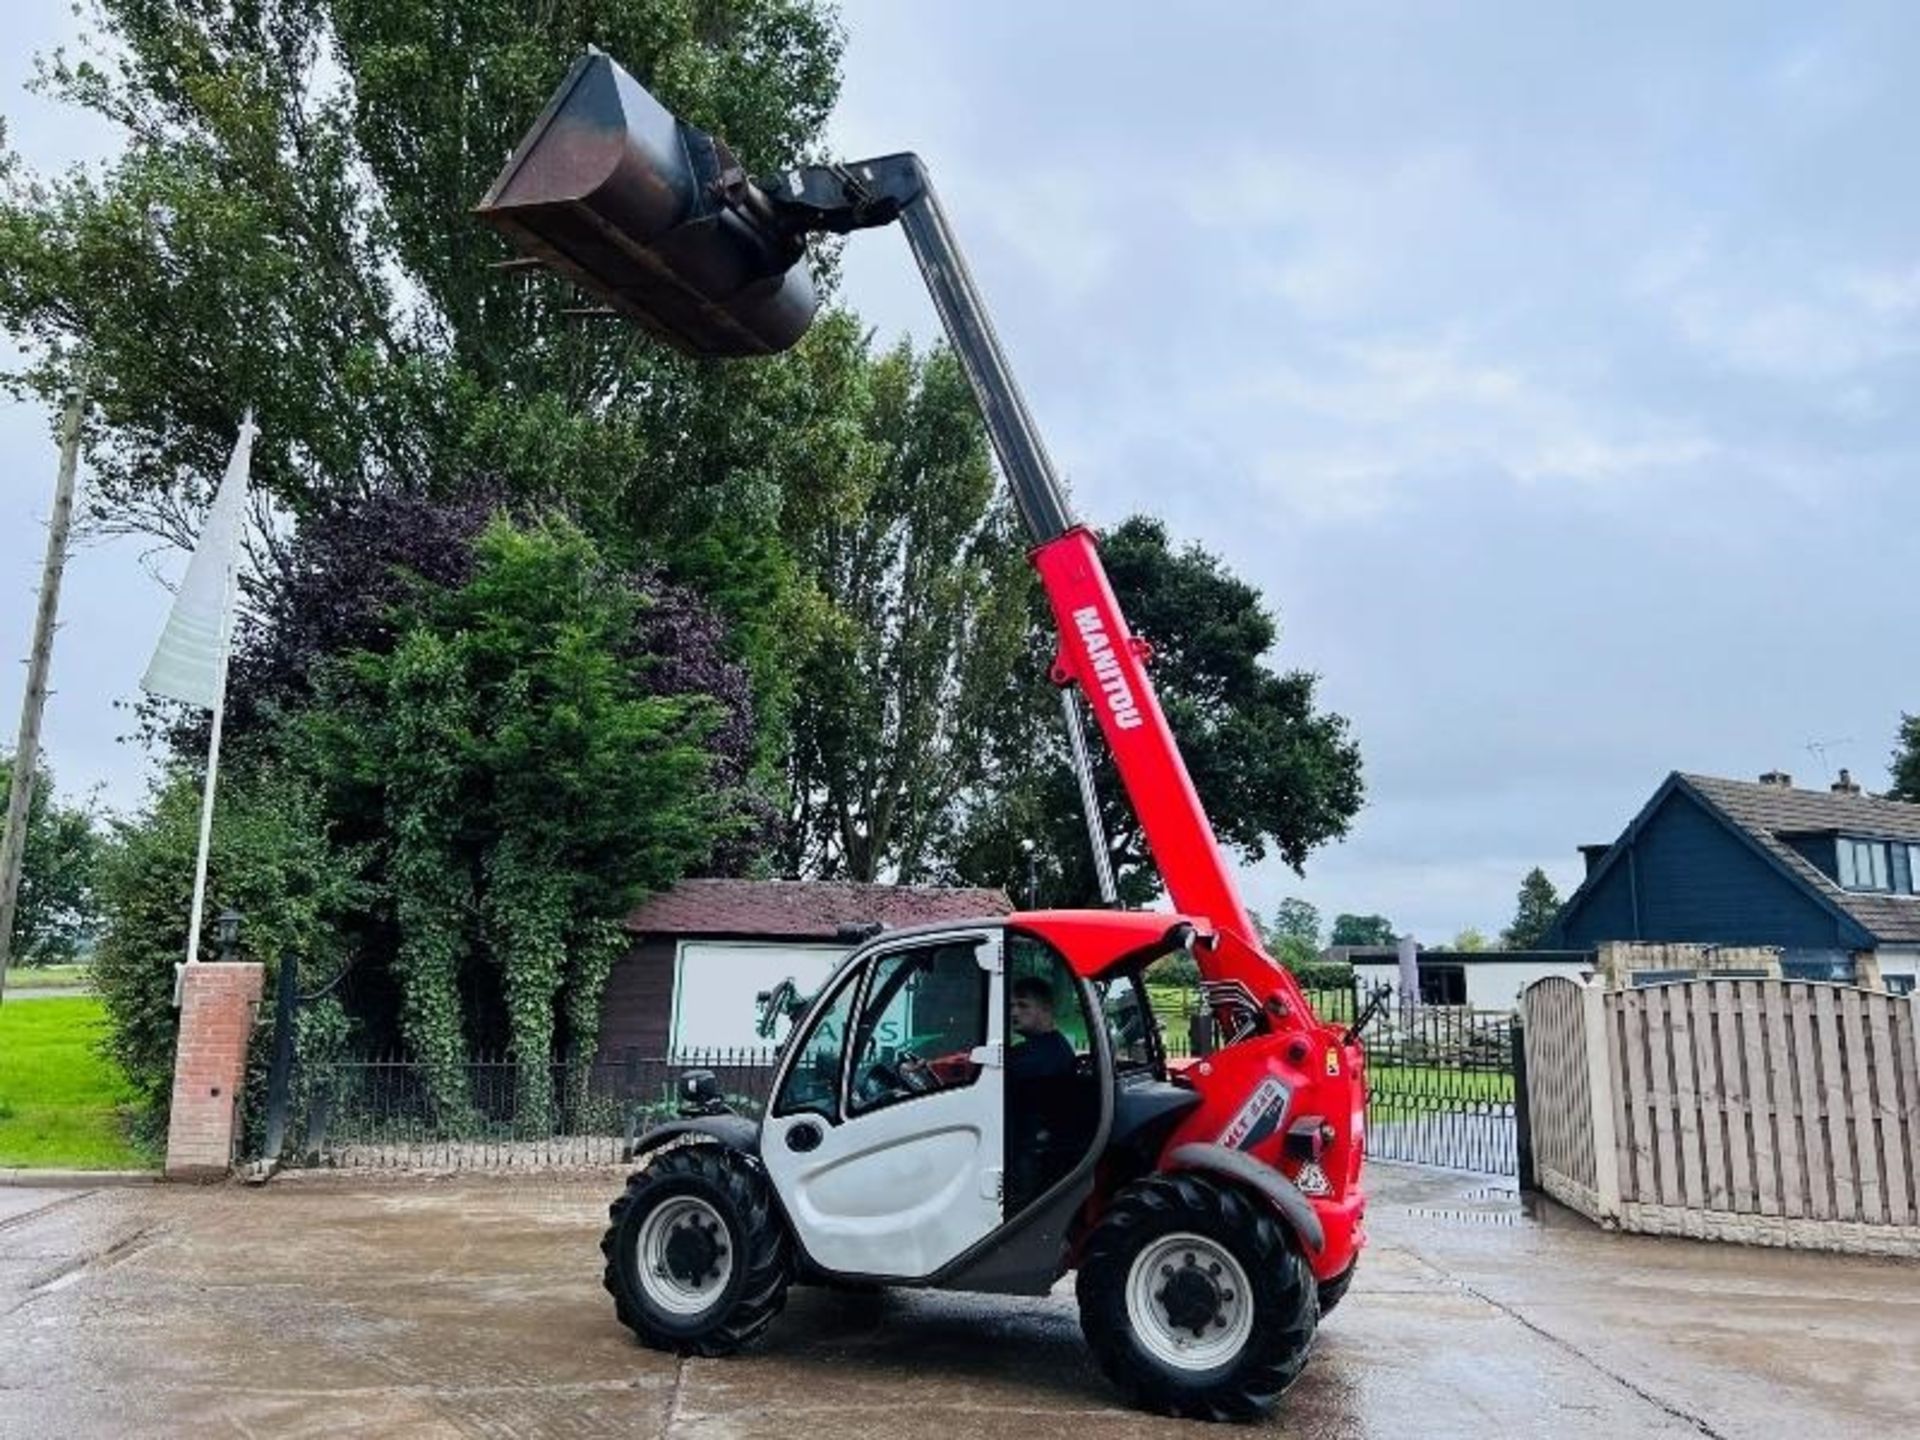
<box><xmin>1682</xmin><ymin>774</ymin><xmax>1920</xmax><ymax>944</ymax></box>
<box><xmin>624</xmin><ymin>879</ymin><xmax>1013</xmax><ymax>940</ymax></box>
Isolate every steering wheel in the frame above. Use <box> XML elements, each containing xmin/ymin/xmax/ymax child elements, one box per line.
<box><xmin>862</xmin><ymin>1051</ymin><xmax>942</xmax><ymax>1102</ymax></box>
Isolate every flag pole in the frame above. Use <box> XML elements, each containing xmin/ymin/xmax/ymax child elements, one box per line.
<box><xmin>181</xmin><ymin>409</ymin><xmax>254</xmax><ymax>969</ymax></box>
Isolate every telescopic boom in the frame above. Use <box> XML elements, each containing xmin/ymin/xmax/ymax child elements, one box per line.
<box><xmin>475</xmin><ymin>54</ymin><xmax>1316</xmax><ymax>1035</ymax></box>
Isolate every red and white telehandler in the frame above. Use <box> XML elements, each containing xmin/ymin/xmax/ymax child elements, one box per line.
<box><xmin>478</xmin><ymin>53</ymin><xmax>1370</xmax><ymax>1421</ymax></box>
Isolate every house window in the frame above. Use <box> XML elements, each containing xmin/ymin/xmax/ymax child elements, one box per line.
<box><xmin>1781</xmin><ymin>954</ymin><xmax>1858</xmax><ymax>983</ymax></box>
<box><xmin>1837</xmin><ymin>838</ymin><xmax>1899</xmax><ymax>893</ymax></box>
<box><xmin>1887</xmin><ymin>975</ymin><xmax>1917</xmax><ymax>997</ymax></box>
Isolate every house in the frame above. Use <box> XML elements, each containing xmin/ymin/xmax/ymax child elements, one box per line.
<box><xmin>1323</xmin><ymin>944</ymin><xmax>1595</xmax><ymax>1010</ymax></box>
<box><xmin>1542</xmin><ymin>770</ymin><xmax>1920</xmax><ymax>994</ymax></box>
<box><xmin>595</xmin><ymin>879</ymin><xmax>1013</xmax><ymax>1060</ymax></box>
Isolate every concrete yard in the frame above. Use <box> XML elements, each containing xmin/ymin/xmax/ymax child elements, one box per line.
<box><xmin>1</xmin><ymin>1162</ymin><xmax>1914</xmax><ymax>1438</ymax></box>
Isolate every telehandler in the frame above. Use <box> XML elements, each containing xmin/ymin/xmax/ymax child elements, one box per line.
<box><xmin>478</xmin><ymin>53</ymin><xmax>1369</xmax><ymax>1420</ymax></box>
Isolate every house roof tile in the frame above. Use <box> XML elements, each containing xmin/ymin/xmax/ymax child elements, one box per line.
<box><xmin>624</xmin><ymin>878</ymin><xmax>1013</xmax><ymax>940</ymax></box>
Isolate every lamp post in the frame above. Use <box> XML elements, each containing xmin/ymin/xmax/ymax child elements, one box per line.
<box><xmin>1019</xmin><ymin>839</ymin><xmax>1037</xmax><ymax>910</ymax></box>
<box><xmin>215</xmin><ymin>907</ymin><xmax>243</xmax><ymax>963</ymax></box>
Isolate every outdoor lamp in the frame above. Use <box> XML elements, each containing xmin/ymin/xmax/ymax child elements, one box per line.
<box><xmin>215</xmin><ymin>907</ymin><xmax>244</xmax><ymax>962</ymax></box>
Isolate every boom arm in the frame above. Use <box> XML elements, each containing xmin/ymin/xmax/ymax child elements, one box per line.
<box><xmin>756</xmin><ymin>158</ymin><xmax>1312</xmax><ymax>1027</ymax></box>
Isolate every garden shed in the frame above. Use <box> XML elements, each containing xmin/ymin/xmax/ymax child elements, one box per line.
<box><xmin>594</xmin><ymin>879</ymin><xmax>1013</xmax><ymax>1060</ymax></box>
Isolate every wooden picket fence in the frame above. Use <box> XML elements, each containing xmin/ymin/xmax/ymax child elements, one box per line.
<box><xmin>1521</xmin><ymin>975</ymin><xmax>1920</xmax><ymax>1254</ymax></box>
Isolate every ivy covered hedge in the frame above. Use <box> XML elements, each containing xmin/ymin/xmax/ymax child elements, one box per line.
<box><xmin>95</xmin><ymin>510</ymin><xmax>759</xmax><ymax>1129</ymax></box>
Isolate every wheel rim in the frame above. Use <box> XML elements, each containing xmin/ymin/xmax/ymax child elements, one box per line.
<box><xmin>636</xmin><ymin>1196</ymin><xmax>734</xmax><ymax>1315</ymax></box>
<box><xmin>1124</xmin><ymin>1231</ymin><xmax>1256</xmax><ymax>1371</ymax></box>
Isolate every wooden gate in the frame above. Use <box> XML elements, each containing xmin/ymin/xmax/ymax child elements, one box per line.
<box><xmin>1522</xmin><ymin>976</ymin><xmax>1920</xmax><ymax>1253</ymax></box>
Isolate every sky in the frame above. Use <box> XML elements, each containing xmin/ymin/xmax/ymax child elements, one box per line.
<box><xmin>4</xmin><ymin>2</ymin><xmax>1918</xmax><ymax>944</ymax></box>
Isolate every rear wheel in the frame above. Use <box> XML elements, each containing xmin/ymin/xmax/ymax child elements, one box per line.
<box><xmin>1076</xmin><ymin>1172</ymin><xmax>1317</xmax><ymax>1421</ymax></box>
<box><xmin>601</xmin><ymin>1145</ymin><xmax>791</xmax><ymax>1357</ymax></box>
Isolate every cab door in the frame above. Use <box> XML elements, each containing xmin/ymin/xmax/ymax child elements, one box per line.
<box><xmin>761</xmin><ymin>930</ymin><xmax>1003</xmax><ymax>1280</ymax></box>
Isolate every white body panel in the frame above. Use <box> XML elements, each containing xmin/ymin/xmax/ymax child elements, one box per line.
<box><xmin>760</xmin><ymin>931</ymin><xmax>1005</xmax><ymax>1280</ymax></box>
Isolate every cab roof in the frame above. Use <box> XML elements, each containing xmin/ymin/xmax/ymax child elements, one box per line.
<box><xmin>1007</xmin><ymin>909</ymin><xmax>1213</xmax><ymax>980</ymax></box>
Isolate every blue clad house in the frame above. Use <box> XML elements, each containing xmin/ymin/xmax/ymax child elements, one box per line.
<box><xmin>1543</xmin><ymin>770</ymin><xmax>1920</xmax><ymax>994</ymax></box>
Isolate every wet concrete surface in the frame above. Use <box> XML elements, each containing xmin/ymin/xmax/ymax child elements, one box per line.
<box><xmin>0</xmin><ymin>1163</ymin><xmax>1914</xmax><ymax>1438</ymax></box>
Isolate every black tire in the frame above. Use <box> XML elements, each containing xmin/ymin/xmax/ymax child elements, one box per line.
<box><xmin>1076</xmin><ymin>1172</ymin><xmax>1317</xmax><ymax>1422</ymax></box>
<box><xmin>1316</xmin><ymin>1256</ymin><xmax>1357</xmax><ymax>1317</ymax></box>
<box><xmin>600</xmin><ymin>1145</ymin><xmax>791</xmax><ymax>1357</ymax></box>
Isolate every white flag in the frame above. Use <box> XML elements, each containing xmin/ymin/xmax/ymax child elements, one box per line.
<box><xmin>141</xmin><ymin>416</ymin><xmax>257</xmax><ymax>710</ymax></box>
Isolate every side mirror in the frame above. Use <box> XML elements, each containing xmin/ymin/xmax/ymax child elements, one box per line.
<box><xmin>475</xmin><ymin>52</ymin><xmax>817</xmax><ymax>356</ymax></box>
<box><xmin>678</xmin><ymin>1069</ymin><xmax>727</xmax><ymax>1116</ymax></box>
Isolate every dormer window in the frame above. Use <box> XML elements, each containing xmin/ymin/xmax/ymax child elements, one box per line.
<box><xmin>1837</xmin><ymin>838</ymin><xmax>1920</xmax><ymax>894</ymax></box>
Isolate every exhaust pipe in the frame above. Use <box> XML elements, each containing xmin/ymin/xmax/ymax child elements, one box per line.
<box><xmin>475</xmin><ymin>52</ymin><xmax>818</xmax><ymax>357</ymax></box>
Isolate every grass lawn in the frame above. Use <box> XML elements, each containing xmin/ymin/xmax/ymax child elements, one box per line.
<box><xmin>0</xmin><ymin>996</ymin><xmax>151</xmax><ymax>1170</ymax></box>
<box><xmin>3</xmin><ymin>962</ymin><xmax>90</xmax><ymax>991</ymax></box>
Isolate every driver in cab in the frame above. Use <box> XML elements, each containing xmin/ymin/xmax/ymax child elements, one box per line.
<box><xmin>1009</xmin><ymin>976</ymin><xmax>1074</xmax><ymax>1079</ymax></box>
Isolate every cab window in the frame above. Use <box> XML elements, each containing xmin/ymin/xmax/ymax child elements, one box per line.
<box><xmin>772</xmin><ymin>973</ymin><xmax>860</xmax><ymax>1121</ymax></box>
<box><xmin>847</xmin><ymin>941</ymin><xmax>990</xmax><ymax>1116</ymax></box>
<box><xmin>1100</xmin><ymin>970</ymin><xmax>1159</xmax><ymax>1072</ymax></box>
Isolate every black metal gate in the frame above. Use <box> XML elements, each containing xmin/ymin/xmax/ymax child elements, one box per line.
<box><xmin>1359</xmin><ymin>1002</ymin><xmax>1520</xmax><ymax>1176</ymax></box>
<box><xmin>1170</xmin><ymin>986</ymin><xmax>1523</xmax><ymax>1178</ymax></box>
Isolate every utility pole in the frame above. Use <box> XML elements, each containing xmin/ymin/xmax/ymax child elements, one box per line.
<box><xmin>0</xmin><ymin>375</ymin><xmax>88</xmax><ymax>1002</ymax></box>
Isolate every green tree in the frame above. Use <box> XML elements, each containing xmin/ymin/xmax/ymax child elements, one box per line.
<box><xmin>91</xmin><ymin>765</ymin><xmax>367</xmax><ymax>1118</ymax></box>
<box><xmin>1270</xmin><ymin>897</ymin><xmax>1322</xmax><ymax>947</ymax></box>
<box><xmin>1330</xmin><ymin>913</ymin><xmax>1395</xmax><ymax>947</ymax></box>
<box><xmin>307</xmin><ymin>515</ymin><xmax>747</xmax><ymax>1123</ymax></box>
<box><xmin>1450</xmin><ymin>927</ymin><xmax>1490</xmax><ymax>952</ymax></box>
<box><xmin>1260</xmin><ymin>896</ymin><xmax>1322</xmax><ymax>969</ymax></box>
<box><xmin>0</xmin><ymin>753</ymin><xmax>101</xmax><ymax>966</ymax></box>
<box><xmin>1502</xmin><ymin>867</ymin><xmax>1561</xmax><ymax>950</ymax></box>
<box><xmin>0</xmin><ymin>0</ymin><xmax>848</xmax><ymax>757</ymax></box>
<box><xmin>1891</xmin><ymin>714</ymin><xmax>1920</xmax><ymax>802</ymax></box>
<box><xmin>947</xmin><ymin>517</ymin><xmax>1363</xmax><ymax>907</ymax></box>
<box><xmin>782</xmin><ymin>341</ymin><xmax>1032</xmax><ymax>881</ymax></box>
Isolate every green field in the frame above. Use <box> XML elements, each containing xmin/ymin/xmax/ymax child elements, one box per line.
<box><xmin>0</xmin><ymin>996</ymin><xmax>150</xmax><ymax>1170</ymax></box>
<box><xmin>3</xmin><ymin>963</ymin><xmax>91</xmax><ymax>992</ymax></box>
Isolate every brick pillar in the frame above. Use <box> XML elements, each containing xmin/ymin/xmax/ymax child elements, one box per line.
<box><xmin>165</xmin><ymin>962</ymin><xmax>266</xmax><ymax>1180</ymax></box>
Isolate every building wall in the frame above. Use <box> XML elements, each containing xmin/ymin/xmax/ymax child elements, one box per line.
<box><xmin>1350</xmin><ymin>954</ymin><xmax>1592</xmax><ymax>1010</ymax></box>
<box><xmin>1558</xmin><ymin>789</ymin><xmax>1852</xmax><ymax>949</ymax></box>
<box><xmin>596</xmin><ymin>936</ymin><xmax>677</xmax><ymax>1061</ymax></box>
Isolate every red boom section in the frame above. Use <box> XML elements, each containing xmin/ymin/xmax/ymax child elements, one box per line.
<box><xmin>1030</xmin><ymin>527</ymin><xmax>1316</xmax><ymax>1028</ymax></box>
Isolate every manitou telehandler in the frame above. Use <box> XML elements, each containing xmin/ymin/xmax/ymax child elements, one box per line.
<box><xmin>478</xmin><ymin>53</ymin><xmax>1370</xmax><ymax>1422</ymax></box>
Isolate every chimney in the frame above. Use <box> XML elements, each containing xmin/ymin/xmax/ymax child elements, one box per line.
<box><xmin>1578</xmin><ymin>843</ymin><xmax>1612</xmax><ymax>877</ymax></box>
<box><xmin>1831</xmin><ymin>768</ymin><xmax>1862</xmax><ymax>796</ymax></box>
<box><xmin>1758</xmin><ymin>770</ymin><xmax>1793</xmax><ymax>788</ymax></box>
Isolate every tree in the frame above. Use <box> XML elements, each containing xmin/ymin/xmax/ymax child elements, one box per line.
<box><xmin>946</xmin><ymin>517</ymin><xmax>1364</xmax><ymax>907</ymax></box>
<box><xmin>1502</xmin><ymin>867</ymin><xmax>1561</xmax><ymax>950</ymax></box>
<box><xmin>0</xmin><ymin>754</ymin><xmax>100</xmax><ymax>965</ymax></box>
<box><xmin>92</xmin><ymin>765</ymin><xmax>367</xmax><ymax>1118</ymax></box>
<box><xmin>1450</xmin><ymin>927</ymin><xmax>1490</xmax><ymax>952</ymax></box>
<box><xmin>304</xmin><ymin>514</ymin><xmax>752</xmax><ymax>1122</ymax></box>
<box><xmin>781</xmin><ymin>341</ymin><xmax>1032</xmax><ymax>881</ymax></box>
<box><xmin>1330</xmin><ymin>914</ymin><xmax>1395</xmax><ymax>947</ymax></box>
<box><xmin>0</xmin><ymin>0</ymin><xmax>849</xmax><ymax>756</ymax></box>
<box><xmin>1891</xmin><ymin>714</ymin><xmax>1920</xmax><ymax>803</ymax></box>
<box><xmin>1261</xmin><ymin>896</ymin><xmax>1322</xmax><ymax>970</ymax></box>
<box><xmin>1270</xmin><ymin>897</ymin><xmax>1322</xmax><ymax>947</ymax></box>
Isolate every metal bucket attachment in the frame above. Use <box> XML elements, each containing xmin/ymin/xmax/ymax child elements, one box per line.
<box><xmin>475</xmin><ymin>52</ymin><xmax>817</xmax><ymax>357</ymax></box>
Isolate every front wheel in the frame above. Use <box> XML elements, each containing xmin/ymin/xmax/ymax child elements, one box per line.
<box><xmin>1076</xmin><ymin>1173</ymin><xmax>1317</xmax><ymax>1422</ymax></box>
<box><xmin>1317</xmin><ymin>1256</ymin><xmax>1357</xmax><ymax>1317</ymax></box>
<box><xmin>601</xmin><ymin>1145</ymin><xmax>791</xmax><ymax>1357</ymax></box>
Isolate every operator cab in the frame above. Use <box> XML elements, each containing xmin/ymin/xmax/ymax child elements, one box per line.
<box><xmin>756</xmin><ymin>917</ymin><xmax>1196</xmax><ymax>1291</ymax></box>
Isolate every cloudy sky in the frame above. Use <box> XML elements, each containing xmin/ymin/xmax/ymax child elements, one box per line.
<box><xmin>4</xmin><ymin>2</ymin><xmax>1917</xmax><ymax>943</ymax></box>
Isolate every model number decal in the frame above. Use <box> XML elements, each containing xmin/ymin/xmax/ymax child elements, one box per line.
<box><xmin>1219</xmin><ymin>1076</ymin><xmax>1289</xmax><ymax>1151</ymax></box>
